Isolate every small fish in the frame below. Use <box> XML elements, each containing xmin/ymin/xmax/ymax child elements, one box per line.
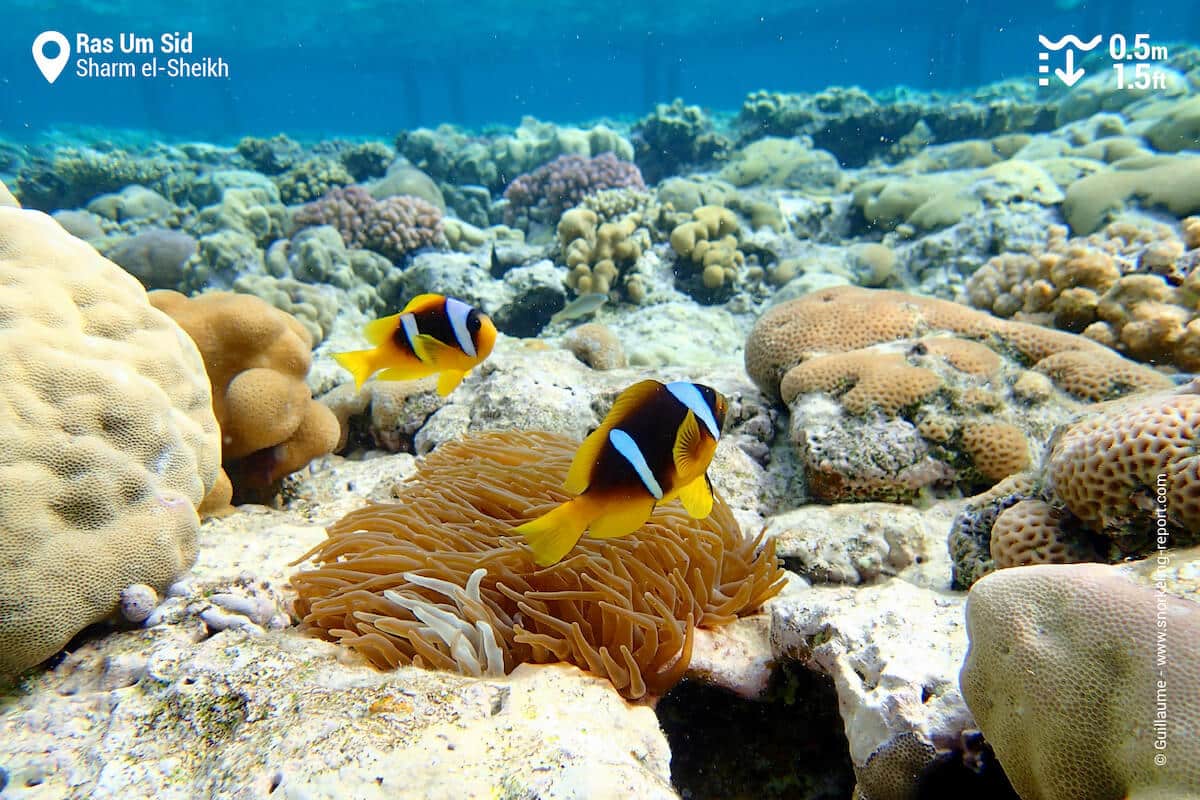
<box><xmin>333</xmin><ymin>294</ymin><xmax>497</xmax><ymax>396</ymax></box>
<box><xmin>550</xmin><ymin>292</ymin><xmax>608</xmax><ymax>324</ymax></box>
<box><xmin>515</xmin><ymin>379</ymin><xmax>728</xmax><ymax>566</ymax></box>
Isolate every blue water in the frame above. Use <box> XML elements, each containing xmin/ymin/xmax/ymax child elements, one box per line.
<box><xmin>2</xmin><ymin>0</ymin><xmax>1197</xmax><ymax>141</ymax></box>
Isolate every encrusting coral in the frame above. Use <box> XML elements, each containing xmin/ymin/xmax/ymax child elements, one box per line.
<box><xmin>149</xmin><ymin>290</ymin><xmax>340</xmax><ymax>505</ymax></box>
<box><xmin>292</xmin><ymin>431</ymin><xmax>785</xmax><ymax>700</ymax></box>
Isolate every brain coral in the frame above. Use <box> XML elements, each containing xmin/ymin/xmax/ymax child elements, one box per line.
<box><xmin>292</xmin><ymin>431</ymin><xmax>784</xmax><ymax>700</ymax></box>
<box><xmin>0</xmin><ymin>202</ymin><xmax>221</xmax><ymax>677</ymax></box>
<box><xmin>1046</xmin><ymin>387</ymin><xmax>1200</xmax><ymax>545</ymax></box>
<box><xmin>961</xmin><ymin>562</ymin><xmax>1199</xmax><ymax>800</ymax></box>
<box><xmin>148</xmin><ymin>291</ymin><xmax>340</xmax><ymax>502</ymax></box>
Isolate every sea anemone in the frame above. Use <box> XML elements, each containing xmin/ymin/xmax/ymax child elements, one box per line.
<box><xmin>292</xmin><ymin>430</ymin><xmax>784</xmax><ymax>699</ymax></box>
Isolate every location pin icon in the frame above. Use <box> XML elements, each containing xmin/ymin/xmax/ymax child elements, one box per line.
<box><xmin>32</xmin><ymin>31</ymin><xmax>70</xmax><ymax>84</ymax></box>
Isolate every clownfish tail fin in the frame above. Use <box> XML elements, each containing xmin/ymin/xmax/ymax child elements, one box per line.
<box><xmin>332</xmin><ymin>349</ymin><xmax>376</xmax><ymax>390</ymax></box>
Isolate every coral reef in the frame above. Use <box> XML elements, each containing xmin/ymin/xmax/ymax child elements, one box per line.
<box><xmin>504</xmin><ymin>152</ymin><xmax>646</xmax><ymax>226</ymax></box>
<box><xmin>966</xmin><ymin>220</ymin><xmax>1200</xmax><ymax>370</ymax></box>
<box><xmin>0</xmin><ymin>201</ymin><xmax>220</xmax><ymax>677</ymax></box>
<box><xmin>149</xmin><ymin>291</ymin><xmax>340</xmax><ymax>502</ymax></box>
<box><xmin>557</xmin><ymin>207</ymin><xmax>650</xmax><ymax>296</ymax></box>
<box><xmin>293</xmin><ymin>185</ymin><xmax>445</xmax><ymax>262</ymax></box>
<box><xmin>293</xmin><ymin>431</ymin><xmax>785</xmax><ymax>700</ymax></box>
<box><xmin>746</xmin><ymin>287</ymin><xmax>1170</xmax><ymax>503</ymax></box>
<box><xmin>632</xmin><ymin>99</ymin><xmax>730</xmax><ymax>183</ymax></box>
<box><xmin>670</xmin><ymin>205</ymin><xmax>747</xmax><ymax>300</ymax></box>
<box><xmin>235</xmin><ymin>134</ymin><xmax>303</xmax><ymax>175</ymax></box>
<box><xmin>339</xmin><ymin>141</ymin><xmax>395</xmax><ymax>181</ymax></box>
<box><xmin>961</xmin><ymin>562</ymin><xmax>1200</xmax><ymax>800</ymax></box>
<box><xmin>948</xmin><ymin>382</ymin><xmax>1200</xmax><ymax>587</ymax></box>
<box><xmin>274</xmin><ymin>157</ymin><xmax>354</xmax><ymax>205</ymax></box>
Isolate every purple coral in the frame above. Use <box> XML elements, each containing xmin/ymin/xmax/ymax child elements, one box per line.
<box><xmin>293</xmin><ymin>185</ymin><xmax>444</xmax><ymax>262</ymax></box>
<box><xmin>503</xmin><ymin>153</ymin><xmax>645</xmax><ymax>225</ymax></box>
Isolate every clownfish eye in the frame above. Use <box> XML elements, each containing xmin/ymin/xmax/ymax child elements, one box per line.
<box><xmin>467</xmin><ymin>311</ymin><xmax>481</xmax><ymax>332</ymax></box>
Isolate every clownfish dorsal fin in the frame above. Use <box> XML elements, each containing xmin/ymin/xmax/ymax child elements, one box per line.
<box><xmin>564</xmin><ymin>380</ymin><xmax>662</xmax><ymax>495</ymax></box>
<box><xmin>363</xmin><ymin>313</ymin><xmax>403</xmax><ymax>346</ymax></box>
<box><xmin>672</xmin><ymin>410</ymin><xmax>708</xmax><ymax>478</ymax></box>
<box><xmin>677</xmin><ymin>474</ymin><xmax>714</xmax><ymax>519</ymax></box>
<box><xmin>402</xmin><ymin>293</ymin><xmax>447</xmax><ymax>314</ymax></box>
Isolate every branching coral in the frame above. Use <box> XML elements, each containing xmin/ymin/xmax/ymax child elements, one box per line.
<box><xmin>503</xmin><ymin>153</ymin><xmax>646</xmax><ymax>226</ymax></box>
<box><xmin>293</xmin><ymin>186</ymin><xmax>444</xmax><ymax>262</ymax></box>
<box><xmin>292</xmin><ymin>431</ymin><xmax>785</xmax><ymax>699</ymax></box>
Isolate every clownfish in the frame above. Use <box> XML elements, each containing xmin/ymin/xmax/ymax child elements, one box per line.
<box><xmin>515</xmin><ymin>379</ymin><xmax>728</xmax><ymax>566</ymax></box>
<box><xmin>333</xmin><ymin>294</ymin><xmax>497</xmax><ymax>396</ymax></box>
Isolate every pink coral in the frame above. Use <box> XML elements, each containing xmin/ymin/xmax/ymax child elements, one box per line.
<box><xmin>294</xmin><ymin>185</ymin><xmax>444</xmax><ymax>262</ymax></box>
<box><xmin>503</xmin><ymin>153</ymin><xmax>645</xmax><ymax>225</ymax></box>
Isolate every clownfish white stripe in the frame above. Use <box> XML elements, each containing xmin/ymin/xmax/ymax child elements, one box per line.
<box><xmin>445</xmin><ymin>296</ymin><xmax>476</xmax><ymax>358</ymax></box>
<box><xmin>400</xmin><ymin>313</ymin><xmax>420</xmax><ymax>349</ymax></box>
<box><xmin>666</xmin><ymin>381</ymin><xmax>721</xmax><ymax>440</ymax></box>
<box><xmin>609</xmin><ymin>428</ymin><xmax>664</xmax><ymax>499</ymax></box>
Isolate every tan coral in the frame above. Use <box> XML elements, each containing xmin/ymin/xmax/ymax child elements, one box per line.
<box><xmin>961</xmin><ymin>421</ymin><xmax>1031</xmax><ymax>482</ymax></box>
<box><xmin>670</xmin><ymin>205</ymin><xmax>745</xmax><ymax>289</ymax></box>
<box><xmin>1184</xmin><ymin>216</ymin><xmax>1200</xmax><ymax>250</ymax></box>
<box><xmin>961</xmin><ymin>563</ymin><xmax>1200</xmax><ymax>800</ymax></box>
<box><xmin>780</xmin><ymin>351</ymin><xmax>943</xmax><ymax>414</ymax></box>
<box><xmin>921</xmin><ymin>337</ymin><xmax>1001</xmax><ymax>377</ymax></box>
<box><xmin>1046</xmin><ymin>389</ymin><xmax>1200</xmax><ymax>534</ymax></box>
<box><xmin>558</xmin><ymin>208</ymin><xmax>647</xmax><ymax>295</ymax></box>
<box><xmin>561</xmin><ymin>322</ymin><xmax>627</xmax><ymax>370</ymax></box>
<box><xmin>746</xmin><ymin>286</ymin><xmax>1166</xmax><ymax>403</ymax></box>
<box><xmin>967</xmin><ymin>222</ymin><xmax>1200</xmax><ymax>370</ymax></box>
<box><xmin>1033</xmin><ymin>349</ymin><xmax>1172</xmax><ymax>402</ymax></box>
<box><xmin>988</xmin><ymin>499</ymin><xmax>1096</xmax><ymax>568</ymax></box>
<box><xmin>0</xmin><ymin>202</ymin><xmax>220</xmax><ymax>677</ymax></box>
<box><xmin>149</xmin><ymin>291</ymin><xmax>339</xmax><ymax>500</ymax></box>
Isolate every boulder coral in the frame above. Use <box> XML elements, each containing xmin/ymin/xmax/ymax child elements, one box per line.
<box><xmin>0</xmin><ymin>200</ymin><xmax>221</xmax><ymax>677</ymax></box>
<box><xmin>961</xmin><ymin>562</ymin><xmax>1200</xmax><ymax>800</ymax></box>
<box><xmin>149</xmin><ymin>291</ymin><xmax>340</xmax><ymax>505</ymax></box>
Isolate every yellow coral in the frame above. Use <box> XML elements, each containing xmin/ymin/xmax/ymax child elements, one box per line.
<box><xmin>150</xmin><ymin>291</ymin><xmax>340</xmax><ymax>501</ymax></box>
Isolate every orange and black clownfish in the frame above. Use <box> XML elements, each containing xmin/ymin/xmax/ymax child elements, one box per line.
<box><xmin>332</xmin><ymin>294</ymin><xmax>497</xmax><ymax>396</ymax></box>
<box><xmin>515</xmin><ymin>379</ymin><xmax>728</xmax><ymax>566</ymax></box>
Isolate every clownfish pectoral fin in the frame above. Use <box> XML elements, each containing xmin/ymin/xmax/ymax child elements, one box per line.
<box><xmin>363</xmin><ymin>313</ymin><xmax>403</xmax><ymax>346</ymax></box>
<box><xmin>332</xmin><ymin>348</ymin><xmax>378</xmax><ymax>390</ymax></box>
<box><xmin>401</xmin><ymin>293</ymin><xmax>447</xmax><ymax>314</ymax></box>
<box><xmin>515</xmin><ymin>494</ymin><xmax>605</xmax><ymax>566</ymax></box>
<box><xmin>677</xmin><ymin>474</ymin><xmax>715</xmax><ymax>519</ymax></box>
<box><xmin>411</xmin><ymin>333</ymin><xmax>465</xmax><ymax>367</ymax></box>
<box><xmin>436</xmin><ymin>369</ymin><xmax>467</xmax><ymax>396</ymax></box>
<box><xmin>672</xmin><ymin>410</ymin><xmax>710</xmax><ymax>478</ymax></box>
<box><xmin>587</xmin><ymin>495</ymin><xmax>656</xmax><ymax>539</ymax></box>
